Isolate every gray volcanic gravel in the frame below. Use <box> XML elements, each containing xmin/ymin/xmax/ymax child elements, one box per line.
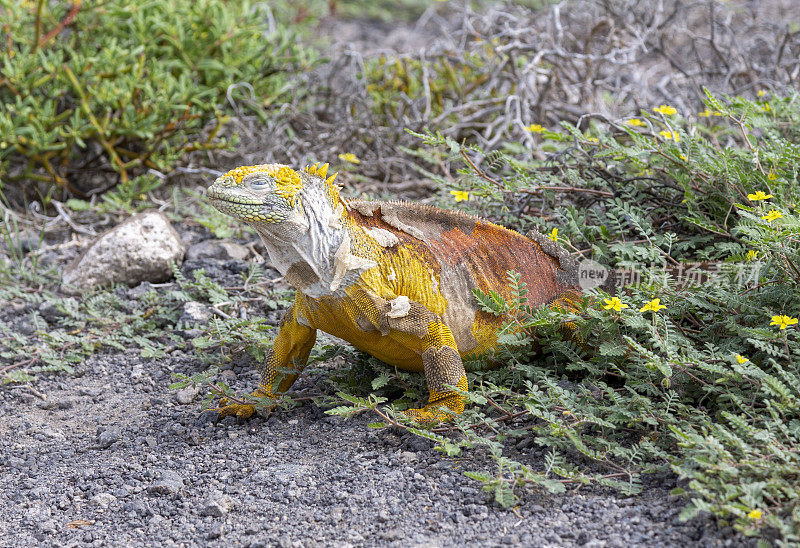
<box><xmin>0</xmin><ymin>239</ymin><xmax>756</xmax><ymax>547</ymax></box>
<box><xmin>0</xmin><ymin>352</ymin><xmax>753</xmax><ymax>547</ymax></box>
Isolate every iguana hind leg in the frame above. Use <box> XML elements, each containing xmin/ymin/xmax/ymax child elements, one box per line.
<box><xmin>217</xmin><ymin>302</ymin><xmax>316</xmax><ymax>419</ymax></box>
<box><xmin>404</xmin><ymin>321</ymin><xmax>468</xmax><ymax>425</ymax></box>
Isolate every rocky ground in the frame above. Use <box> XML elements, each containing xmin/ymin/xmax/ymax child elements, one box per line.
<box><xmin>0</xmin><ymin>215</ymin><xmax>757</xmax><ymax>548</ymax></box>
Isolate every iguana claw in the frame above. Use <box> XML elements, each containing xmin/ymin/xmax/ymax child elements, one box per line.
<box><xmin>403</xmin><ymin>376</ymin><xmax>469</xmax><ymax>425</ymax></box>
<box><xmin>216</xmin><ymin>399</ymin><xmax>258</xmax><ymax>419</ymax></box>
<box><xmin>215</xmin><ymin>386</ymin><xmax>275</xmax><ymax>420</ymax></box>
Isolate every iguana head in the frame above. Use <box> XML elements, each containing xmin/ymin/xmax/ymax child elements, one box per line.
<box><xmin>207</xmin><ymin>163</ymin><xmax>364</xmax><ymax>294</ymax></box>
<box><xmin>206</xmin><ymin>163</ymin><xmax>341</xmax><ymax>231</ymax></box>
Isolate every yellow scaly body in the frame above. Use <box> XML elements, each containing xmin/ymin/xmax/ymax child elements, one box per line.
<box><xmin>207</xmin><ymin>163</ymin><xmax>579</xmax><ymax>423</ymax></box>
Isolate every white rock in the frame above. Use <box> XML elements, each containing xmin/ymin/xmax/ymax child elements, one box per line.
<box><xmin>200</xmin><ymin>490</ymin><xmax>238</xmax><ymax>517</ymax></box>
<box><xmin>175</xmin><ymin>384</ymin><xmax>201</xmax><ymax>405</ymax></box>
<box><xmin>91</xmin><ymin>493</ymin><xmax>117</xmax><ymax>507</ymax></box>
<box><xmin>62</xmin><ymin>212</ymin><xmax>184</xmax><ymax>293</ymax></box>
<box><xmin>180</xmin><ymin>301</ymin><xmax>212</xmax><ymax>325</ymax></box>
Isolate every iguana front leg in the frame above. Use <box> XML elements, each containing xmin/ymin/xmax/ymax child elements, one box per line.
<box><xmin>218</xmin><ymin>301</ymin><xmax>316</xmax><ymax>419</ymax></box>
<box><xmin>404</xmin><ymin>321</ymin><xmax>468</xmax><ymax>425</ymax></box>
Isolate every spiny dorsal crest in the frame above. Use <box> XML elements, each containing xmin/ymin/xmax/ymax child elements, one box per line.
<box><xmin>304</xmin><ymin>162</ymin><xmax>343</xmax><ymax>206</ymax></box>
<box><xmin>304</xmin><ymin>162</ymin><xmax>339</xmax><ymax>185</ymax></box>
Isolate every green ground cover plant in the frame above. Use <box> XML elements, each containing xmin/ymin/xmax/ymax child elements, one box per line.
<box><xmin>0</xmin><ymin>259</ymin><xmax>285</xmax><ymax>387</ymax></box>
<box><xmin>352</xmin><ymin>90</ymin><xmax>796</xmax><ymax>544</ymax></box>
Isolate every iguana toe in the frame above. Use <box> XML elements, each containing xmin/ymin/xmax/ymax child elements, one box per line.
<box><xmin>215</xmin><ymin>386</ymin><xmax>275</xmax><ymax>420</ymax></box>
<box><xmin>404</xmin><ymin>383</ymin><xmax>467</xmax><ymax>425</ymax></box>
<box><xmin>403</xmin><ymin>405</ymin><xmax>456</xmax><ymax>426</ymax></box>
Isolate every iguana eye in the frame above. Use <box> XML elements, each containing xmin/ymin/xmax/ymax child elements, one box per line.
<box><xmin>245</xmin><ymin>175</ymin><xmax>272</xmax><ymax>190</ymax></box>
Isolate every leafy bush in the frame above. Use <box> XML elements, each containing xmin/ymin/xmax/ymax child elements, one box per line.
<box><xmin>364</xmin><ymin>49</ymin><xmax>500</xmax><ymax>127</ymax></box>
<box><xmin>0</xmin><ymin>0</ymin><xmax>313</xmax><ymax>201</ymax></box>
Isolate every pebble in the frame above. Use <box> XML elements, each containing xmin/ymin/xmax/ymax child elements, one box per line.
<box><xmin>128</xmin><ymin>282</ymin><xmax>156</xmax><ymax>300</ymax></box>
<box><xmin>185</xmin><ymin>240</ymin><xmax>249</xmax><ymax>262</ymax></box>
<box><xmin>96</xmin><ymin>427</ymin><xmax>122</xmax><ymax>449</ymax></box>
<box><xmin>91</xmin><ymin>493</ymin><xmax>117</xmax><ymax>507</ymax></box>
<box><xmin>200</xmin><ymin>490</ymin><xmax>238</xmax><ymax>517</ymax></box>
<box><xmin>175</xmin><ymin>384</ymin><xmax>201</xmax><ymax>405</ymax></box>
<box><xmin>179</xmin><ymin>301</ymin><xmax>213</xmax><ymax>326</ymax></box>
<box><xmin>147</xmin><ymin>470</ymin><xmax>185</xmax><ymax>496</ymax></box>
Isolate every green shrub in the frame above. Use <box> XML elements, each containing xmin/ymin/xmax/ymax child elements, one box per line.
<box><xmin>0</xmin><ymin>0</ymin><xmax>313</xmax><ymax>201</ymax></box>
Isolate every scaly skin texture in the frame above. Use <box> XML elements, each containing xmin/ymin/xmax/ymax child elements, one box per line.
<box><xmin>207</xmin><ymin>163</ymin><xmax>580</xmax><ymax>423</ymax></box>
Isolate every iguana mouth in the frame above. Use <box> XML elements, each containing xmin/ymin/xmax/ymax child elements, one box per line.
<box><xmin>206</xmin><ymin>187</ymin><xmax>262</xmax><ymax>206</ymax></box>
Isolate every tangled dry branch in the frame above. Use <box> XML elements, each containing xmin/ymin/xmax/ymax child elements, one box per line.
<box><xmin>197</xmin><ymin>0</ymin><xmax>798</xmax><ymax>193</ymax></box>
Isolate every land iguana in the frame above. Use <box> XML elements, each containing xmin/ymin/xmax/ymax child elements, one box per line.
<box><xmin>206</xmin><ymin>163</ymin><xmax>580</xmax><ymax>423</ymax></box>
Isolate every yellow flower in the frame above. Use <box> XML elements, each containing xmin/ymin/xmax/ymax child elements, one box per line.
<box><xmin>586</xmin><ymin>136</ymin><xmax>599</xmax><ymax>143</ymax></box>
<box><xmin>770</xmin><ymin>315</ymin><xmax>799</xmax><ymax>330</ymax></box>
<box><xmin>548</xmin><ymin>228</ymin><xmax>558</xmax><ymax>242</ymax></box>
<box><xmin>746</xmin><ymin>250</ymin><xmax>758</xmax><ymax>261</ymax></box>
<box><xmin>767</xmin><ymin>172</ymin><xmax>777</xmax><ymax>181</ymax></box>
<box><xmin>654</xmin><ymin>105</ymin><xmax>677</xmax><ymax>115</ymax></box>
<box><xmin>603</xmin><ymin>297</ymin><xmax>628</xmax><ymax>312</ymax></box>
<box><xmin>659</xmin><ymin>130</ymin><xmax>680</xmax><ymax>142</ymax></box>
<box><xmin>625</xmin><ymin>118</ymin><xmax>645</xmax><ymax>127</ymax></box>
<box><xmin>338</xmin><ymin>153</ymin><xmax>360</xmax><ymax>164</ymax></box>
<box><xmin>525</xmin><ymin>124</ymin><xmax>545</xmax><ymax>133</ymax></box>
<box><xmin>450</xmin><ymin>190</ymin><xmax>470</xmax><ymax>202</ymax></box>
<box><xmin>735</xmin><ymin>354</ymin><xmax>748</xmax><ymax>364</ymax></box>
<box><xmin>761</xmin><ymin>210</ymin><xmax>783</xmax><ymax>222</ymax></box>
<box><xmin>747</xmin><ymin>509</ymin><xmax>763</xmax><ymax>520</ymax></box>
<box><xmin>698</xmin><ymin>108</ymin><xmax>723</xmax><ymax>117</ymax></box>
<box><xmin>679</xmin><ymin>154</ymin><xmax>688</xmax><ymax>161</ymax></box>
<box><xmin>640</xmin><ymin>298</ymin><xmax>666</xmax><ymax>313</ymax></box>
<box><xmin>762</xmin><ymin>104</ymin><xmax>771</xmax><ymax>112</ymax></box>
<box><xmin>747</xmin><ymin>190</ymin><xmax>773</xmax><ymax>201</ymax></box>
<box><xmin>757</xmin><ymin>90</ymin><xmax>767</xmax><ymax>98</ymax></box>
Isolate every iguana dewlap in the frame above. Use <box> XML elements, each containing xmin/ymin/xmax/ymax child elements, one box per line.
<box><xmin>206</xmin><ymin>163</ymin><xmax>580</xmax><ymax>423</ymax></box>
